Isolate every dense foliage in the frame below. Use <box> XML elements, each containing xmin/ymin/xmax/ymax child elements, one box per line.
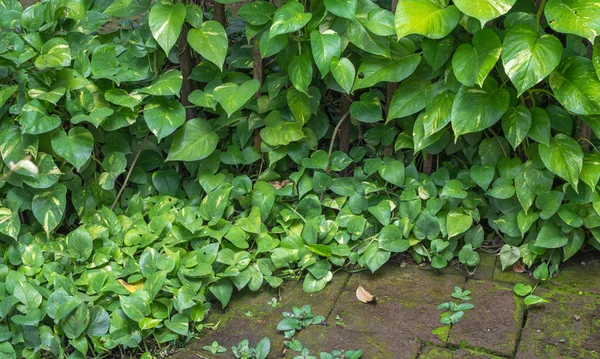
<box><xmin>1</xmin><ymin>0</ymin><xmax>600</xmax><ymax>357</ymax></box>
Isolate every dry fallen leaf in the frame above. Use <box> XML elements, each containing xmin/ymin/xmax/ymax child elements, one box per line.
<box><xmin>269</xmin><ymin>180</ymin><xmax>291</xmax><ymax>189</ymax></box>
<box><xmin>118</xmin><ymin>279</ymin><xmax>144</xmax><ymax>293</ymax></box>
<box><xmin>356</xmin><ymin>285</ymin><xmax>375</xmax><ymax>303</ymax></box>
<box><xmin>513</xmin><ymin>262</ymin><xmax>526</xmax><ymax>273</ymax></box>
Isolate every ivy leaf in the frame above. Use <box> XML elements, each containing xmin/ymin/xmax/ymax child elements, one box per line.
<box><xmin>499</xmin><ymin>244</ymin><xmax>520</xmax><ymax>270</ymax></box>
<box><xmin>330</xmin><ymin>57</ymin><xmax>355</xmax><ymax>94</ymax></box>
<box><xmin>395</xmin><ymin>0</ymin><xmax>460</xmax><ymax>39</ymax></box>
<box><xmin>421</xmin><ymin>36</ymin><xmax>454</xmax><ymax>71</ymax></box>
<box><xmin>423</xmin><ymin>91</ymin><xmax>454</xmax><ymax>137</ymax></box>
<box><xmin>502</xmin><ymin>106</ymin><xmax>532</xmax><ymax>150</ymax></box>
<box><xmin>353</xmin><ymin>54</ymin><xmax>421</xmax><ymax>90</ymax></box>
<box><xmin>452</xmin><ymin>28</ymin><xmax>502</xmax><ymax>87</ymax></box>
<box><xmin>289</xmin><ymin>55</ymin><xmax>313</xmax><ymax>95</ymax></box>
<box><xmin>594</xmin><ymin>40</ymin><xmax>600</xmax><ymax>80</ymax></box>
<box><xmin>19</xmin><ymin>100</ymin><xmax>61</xmax><ymax>135</ymax></box>
<box><xmin>67</xmin><ymin>226</ymin><xmax>93</xmax><ymax>262</ymax></box>
<box><xmin>538</xmin><ymin>134</ymin><xmax>583</xmax><ymax>190</ymax></box>
<box><xmin>138</xmin><ymin>69</ymin><xmax>183</xmax><ymax>97</ymax></box>
<box><xmin>470</xmin><ymin>165</ymin><xmax>495</xmax><ymax>191</ymax></box>
<box><xmin>34</xmin><ymin>38</ymin><xmax>71</xmax><ymax>70</ymax></box>
<box><xmin>446</xmin><ymin>209</ymin><xmax>472</xmax><ymax>238</ymax></box>
<box><xmin>213</xmin><ymin>80</ymin><xmax>260</xmax><ymax>117</ymax></box>
<box><xmin>549</xmin><ymin>56</ymin><xmax>600</xmax><ymax>115</ymax></box>
<box><xmin>51</xmin><ymin>127</ymin><xmax>94</xmax><ymax>171</ymax></box>
<box><xmin>32</xmin><ymin>183</ymin><xmax>66</xmax><ymax>234</ymax></box>
<box><xmin>167</xmin><ymin>118</ymin><xmax>219</xmax><ymax>162</ymax></box>
<box><xmin>209</xmin><ymin>279</ymin><xmax>233</xmax><ymax>308</ymax></box>
<box><xmin>323</xmin><ymin>0</ymin><xmax>357</xmax><ymax>19</ymax></box>
<box><xmin>143</xmin><ymin>97</ymin><xmax>185</xmax><ymax>141</ymax></box>
<box><xmin>188</xmin><ymin>21</ymin><xmax>228</xmax><ymax>70</ymax></box>
<box><xmin>387</xmin><ymin>80</ymin><xmax>430</xmax><ymax>122</ymax></box>
<box><xmin>378</xmin><ymin>159</ymin><xmax>405</xmax><ymax>187</ymax></box>
<box><xmin>451</xmin><ymin>79</ymin><xmax>510</xmax><ymax>137</ymax></box>
<box><xmin>104</xmin><ymin>89</ymin><xmax>145</xmax><ymax>110</ymax></box>
<box><xmin>238</xmin><ymin>1</ymin><xmax>274</xmax><ymax>26</ymax></box>
<box><xmin>269</xmin><ymin>1</ymin><xmax>311</xmax><ymax>39</ymax></box>
<box><xmin>310</xmin><ymin>30</ymin><xmax>341</xmax><ymax>77</ymax></box>
<box><xmin>120</xmin><ymin>291</ymin><xmax>151</xmax><ymax>322</ymax></box>
<box><xmin>544</xmin><ymin>0</ymin><xmax>600</xmax><ymax>43</ymax></box>
<box><xmin>528</xmin><ymin>107</ymin><xmax>551</xmax><ymax>146</ymax></box>
<box><xmin>350</xmin><ymin>92</ymin><xmax>382</xmax><ymax>123</ymax></box>
<box><xmin>149</xmin><ymin>2</ymin><xmax>186</xmax><ymax>55</ymax></box>
<box><xmin>453</xmin><ymin>0</ymin><xmax>516</xmax><ymax>26</ymax></box>
<box><xmin>502</xmin><ymin>24</ymin><xmax>563</xmax><ymax>96</ymax></box>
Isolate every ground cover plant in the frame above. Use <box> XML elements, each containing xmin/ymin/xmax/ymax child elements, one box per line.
<box><xmin>1</xmin><ymin>0</ymin><xmax>600</xmax><ymax>357</ymax></box>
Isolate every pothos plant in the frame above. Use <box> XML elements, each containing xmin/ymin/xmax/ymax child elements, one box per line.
<box><xmin>0</xmin><ymin>0</ymin><xmax>600</xmax><ymax>357</ymax></box>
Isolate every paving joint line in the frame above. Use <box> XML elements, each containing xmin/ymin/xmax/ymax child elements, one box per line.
<box><xmin>323</xmin><ymin>272</ymin><xmax>352</xmax><ymax>321</ymax></box>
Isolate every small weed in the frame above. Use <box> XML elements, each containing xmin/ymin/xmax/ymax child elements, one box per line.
<box><xmin>268</xmin><ymin>297</ymin><xmax>280</xmax><ymax>307</ymax></box>
<box><xmin>231</xmin><ymin>337</ymin><xmax>270</xmax><ymax>359</ymax></box>
<box><xmin>437</xmin><ymin>286</ymin><xmax>474</xmax><ymax>325</ymax></box>
<box><xmin>335</xmin><ymin>315</ymin><xmax>345</xmax><ymax>327</ymax></box>
<box><xmin>202</xmin><ymin>341</ymin><xmax>227</xmax><ymax>354</ymax></box>
<box><xmin>277</xmin><ymin>305</ymin><xmax>325</xmax><ymax>339</ymax></box>
<box><xmin>244</xmin><ymin>311</ymin><xmax>254</xmax><ymax>317</ymax></box>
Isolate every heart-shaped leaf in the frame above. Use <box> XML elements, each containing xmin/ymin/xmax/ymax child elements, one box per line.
<box><xmin>395</xmin><ymin>0</ymin><xmax>460</xmax><ymax>39</ymax></box>
<box><xmin>330</xmin><ymin>57</ymin><xmax>355</xmax><ymax>94</ymax></box>
<box><xmin>452</xmin><ymin>28</ymin><xmax>502</xmax><ymax>87</ymax></box>
<box><xmin>454</xmin><ymin>0</ymin><xmax>516</xmax><ymax>26</ymax></box>
<box><xmin>539</xmin><ymin>134</ymin><xmax>583</xmax><ymax>189</ymax></box>
<box><xmin>213</xmin><ymin>80</ymin><xmax>260</xmax><ymax>117</ymax></box>
<box><xmin>51</xmin><ymin>127</ymin><xmax>94</xmax><ymax>171</ymax></box>
<box><xmin>324</xmin><ymin>0</ymin><xmax>357</xmax><ymax>19</ymax></box>
<box><xmin>32</xmin><ymin>183</ymin><xmax>67</xmax><ymax>234</ymax></box>
<box><xmin>544</xmin><ymin>0</ymin><xmax>600</xmax><ymax>42</ymax></box>
<box><xmin>19</xmin><ymin>100</ymin><xmax>61</xmax><ymax>134</ymax></box>
<box><xmin>502</xmin><ymin>24</ymin><xmax>563</xmax><ymax>96</ymax></box>
<box><xmin>310</xmin><ymin>30</ymin><xmax>341</xmax><ymax>77</ymax></box>
<box><xmin>188</xmin><ymin>20</ymin><xmax>228</xmax><ymax>70</ymax></box>
<box><xmin>269</xmin><ymin>1</ymin><xmax>312</xmax><ymax>39</ymax></box>
<box><xmin>350</xmin><ymin>92</ymin><xmax>382</xmax><ymax>123</ymax></box>
<box><xmin>149</xmin><ymin>2</ymin><xmax>186</xmax><ymax>54</ymax></box>
<box><xmin>167</xmin><ymin>118</ymin><xmax>219</xmax><ymax>162</ymax></box>
<box><xmin>143</xmin><ymin>97</ymin><xmax>185</xmax><ymax>141</ymax></box>
<box><xmin>34</xmin><ymin>38</ymin><xmax>71</xmax><ymax>70</ymax></box>
<box><xmin>502</xmin><ymin>105</ymin><xmax>532</xmax><ymax>150</ymax></box>
<box><xmin>549</xmin><ymin>56</ymin><xmax>600</xmax><ymax>115</ymax></box>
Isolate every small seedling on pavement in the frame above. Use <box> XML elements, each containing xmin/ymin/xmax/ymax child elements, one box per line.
<box><xmin>203</xmin><ymin>341</ymin><xmax>227</xmax><ymax>354</ymax></box>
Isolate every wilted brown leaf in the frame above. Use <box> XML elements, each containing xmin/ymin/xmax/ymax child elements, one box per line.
<box><xmin>356</xmin><ymin>285</ymin><xmax>375</xmax><ymax>303</ymax></box>
<box><xmin>513</xmin><ymin>262</ymin><xmax>526</xmax><ymax>273</ymax></box>
<box><xmin>270</xmin><ymin>180</ymin><xmax>291</xmax><ymax>189</ymax></box>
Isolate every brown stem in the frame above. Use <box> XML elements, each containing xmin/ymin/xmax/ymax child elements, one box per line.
<box><xmin>214</xmin><ymin>2</ymin><xmax>226</xmax><ymax>27</ymax></box>
<box><xmin>253</xmin><ymin>37</ymin><xmax>263</xmax><ymax>98</ymax></box>
<box><xmin>423</xmin><ymin>153</ymin><xmax>433</xmax><ymax>174</ymax></box>
<box><xmin>178</xmin><ymin>24</ymin><xmax>196</xmax><ymax>120</ymax></box>
<box><xmin>339</xmin><ymin>94</ymin><xmax>352</xmax><ymax>155</ymax></box>
<box><xmin>111</xmin><ymin>137</ymin><xmax>147</xmax><ymax>210</ymax></box>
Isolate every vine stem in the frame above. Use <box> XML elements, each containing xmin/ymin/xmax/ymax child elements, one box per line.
<box><xmin>111</xmin><ymin>137</ymin><xmax>147</xmax><ymax>210</ymax></box>
<box><xmin>327</xmin><ymin>110</ymin><xmax>351</xmax><ymax>171</ymax></box>
<box><xmin>536</xmin><ymin>0</ymin><xmax>547</xmax><ymax>31</ymax></box>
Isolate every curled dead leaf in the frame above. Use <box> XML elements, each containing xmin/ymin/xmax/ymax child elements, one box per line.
<box><xmin>270</xmin><ymin>179</ymin><xmax>291</xmax><ymax>189</ymax></box>
<box><xmin>118</xmin><ymin>279</ymin><xmax>144</xmax><ymax>293</ymax></box>
<box><xmin>513</xmin><ymin>262</ymin><xmax>526</xmax><ymax>273</ymax></box>
<box><xmin>356</xmin><ymin>285</ymin><xmax>375</xmax><ymax>303</ymax></box>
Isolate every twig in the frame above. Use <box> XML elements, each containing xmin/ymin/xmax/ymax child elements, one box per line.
<box><xmin>327</xmin><ymin>110</ymin><xmax>351</xmax><ymax>171</ymax></box>
<box><xmin>111</xmin><ymin>137</ymin><xmax>147</xmax><ymax>210</ymax></box>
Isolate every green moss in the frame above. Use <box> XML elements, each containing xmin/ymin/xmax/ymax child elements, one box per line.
<box><xmin>431</xmin><ymin>325</ymin><xmax>450</xmax><ymax>342</ymax></box>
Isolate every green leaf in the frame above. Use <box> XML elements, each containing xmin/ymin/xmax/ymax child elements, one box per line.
<box><xmin>395</xmin><ymin>0</ymin><xmax>460</xmax><ymax>39</ymax></box>
<box><xmin>502</xmin><ymin>106</ymin><xmax>532</xmax><ymax>150</ymax></box>
<box><xmin>528</xmin><ymin>107</ymin><xmax>551</xmax><ymax>146</ymax></box>
<box><xmin>452</xmin><ymin>28</ymin><xmax>502</xmax><ymax>87</ymax></box>
<box><xmin>423</xmin><ymin>91</ymin><xmax>454</xmax><ymax>137</ymax></box>
<box><xmin>13</xmin><ymin>281</ymin><xmax>42</xmax><ymax>308</ymax></box>
<box><xmin>350</xmin><ymin>92</ymin><xmax>382</xmax><ymax>123</ymax></box>
<box><xmin>324</xmin><ymin>0</ymin><xmax>357</xmax><ymax>19</ymax></box>
<box><xmin>289</xmin><ymin>55</ymin><xmax>313</xmax><ymax>95</ymax></box>
<box><xmin>535</xmin><ymin>221</ymin><xmax>568</xmax><ymax>248</ymax></box>
<box><xmin>388</xmin><ymin>80</ymin><xmax>430</xmax><ymax>121</ymax></box>
<box><xmin>499</xmin><ymin>244</ymin><xmax>520</xmax><ymax>270</ymax></box>
<box><xmin>19</xmin><ymin>100</ymin><xmax>61</xmax><ymax>135</ymax></box>
<box><xmin>67</xmin><ymin>226</ymin><xmax>93</xmax><ymax>261</ymax></box>
<box><xmin>239</xmin><ymin>1</ymin><xmax>274</xmax><ymax>26</ymax></box>
<box><xmin>451</xmin><ymin>79</ymin><xmax>510</xmax><ymax>137</ymax></box>
<box><xmin>454</xmin><ymin>0</ymin><xmax>516</xmax><ymax>26</ymax></box>
<box><xmin>269</xmin><ymin>1</ymin><xmax>311</xmax><ymax>38</ymax></box>
<box><xmin>458</xmin><ymin>244</ymin><xmax>480</xmax><ymax>266</ymax></box>
<box><xmin>538</xmin><ymin>134</ymin><xmax>583</xmax><ymax>189</ymax></box>
<box><xmin>501</xmin><ymin>24</ymin><xmax>562</xmax><ymax>95</ymax></box>
<box><xmin>0</xmin><ymin>208</ymin><xmax>19</xmax><ymax>239</ymax></box>
<box><xmin>34</xmin><ymin>38</ymin><xmax>71</xmax><ymax>70</ymax></box>
<box><xmin>213</xmin><ymin>80</ymin><xmax>261</xmax><ymax>117</ymax></box>
<box><xmin>363</xmin><ymin>9</ymin><xmax>395</xmax><ymax>36</ymax></box>
<box><xmin>143</xmin><ymin>97</ymin><xmax>185</xmax><ymax>141</ymax></box>
<box><xmin>310</xmin><ymin>30</ymin><xmax>341</xmax><ymax>77</ymax></box>
<box><xmin>421</xmin><ymin>36</ymin><xmax>454</xmax><ymax>71</ymax></box>
<box><xmin>209</xmin><ymin>279</ymin><xmax>233</xmax><ymax>307</ymax></box>
<box><xmin>32</xmin><ymin>184</ymin><xmax>66</xmax><ymax>234</ymax></box>
<box><xmin>354</xmin><ymin>54</ymin><xmax>421</xmax><ymax>90</ymax></box>
<box><xmin>149</xmin><ymin>2</ymin><xmax>186</xmax><ymax>54</ymax></box>
<box><xmin>549</xmin><ymin>56</ymin><xmax>600</xmax><ymax>115</ymax></box>
<box><xmin>346</xmin><ymin>19</ymin><xmax>390</xmax><ymax>57</ymax></box>
<box><xmin>138</xmin><ymin>69</ymin><xmax>183</xmax><ymax>97</ymax></box>
<box><xmin>378</xmin><ymin>159</ymin><xmax>405</xmax><ymax>187</ymax></box>
<box><xmin>544</xmin><ymin>0</ymin><xmax>600</xmax><ymax>42</ymax></box>
<box><xmin>0</xmin><ymin>85</ymin><xmax>18</xmax><ymax>108</ymax></box>
<box><xmin>594</xmin><ymin>40</ymin><xmax>600</xmax><ymax>80</ymax></box>
<box><xmin>581</xmin><ymin>153</ymin><xmax>600</xmax><ymax>189</ymax></box>
<box><xmin>446</xmin><ymin>209</ymin><xmax>472</xmax><ymax>238</ymax></box>
<box><xmin>330</xmin><ymin>57</ymin><xmax>355</xmax><ymax>94</ymax></box>
<box><xmin>167</xmin><ymin>118</ymin><xmax>218</xmax><ymax>162</ymax></box>
<box><xmin>362</xmin><ymin>243</ymin><xmax>390</xmax><ymax>272</ymax></box>
<box><xmin>513</xmin><ymin>283</ymin><xmax>533</xmax><ymax>297</ymax></box>
<box><xmin>188</xmin><ymin>20</ymin><xmax>228</xmax><ymax>70</ymax></box>
<box><xmin>104</xmin><ymin>89</ymin><xmax>145</xmax><ymax>110</ymax></box>
<box><xmin>524</xmin><ymin>294</ymin><xmax>548</xmax><ymax>307</ymax></box>
<box><xmin>120</xmin><ymin>290</ymin><xmax>151</xmax><ymax>322</ymax></box>
<box><xmin>51</xmin><ymin>127</ymin><xmax>94</xmax><ymax>171</ymax></box>
<box><xmin>165</xmin><ymin>313</ymin><xmax>189</xmax><ymax>335</ymax></box>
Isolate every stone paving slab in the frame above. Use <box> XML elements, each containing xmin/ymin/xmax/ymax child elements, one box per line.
<box><xmin>448</xmin><ymin>280</ymin><xmax>524</xmax><ymax>357</ymax></box>
<box><xmin>515</xmin><ymin>290</ymin><xmax>600</xmax><ymax>359</ymax></box>
<box><xmin>419</xmin><ymin>346</ymin><xmax>505</xmax><ymax>359</ymax></box>
<box><xmin>170</xmin><ymin>273</ymin><xmax>349</xmax><ymax>359</ymax></box>
<box><xmin>539</xmin><ymin>252</ymin><xmax>600</xmax><ymax>295</ymax></box>
<box><xmin>290</xmin><ymin>266</ymin><xmax>464</xmax><ymax>359</ymax></box>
